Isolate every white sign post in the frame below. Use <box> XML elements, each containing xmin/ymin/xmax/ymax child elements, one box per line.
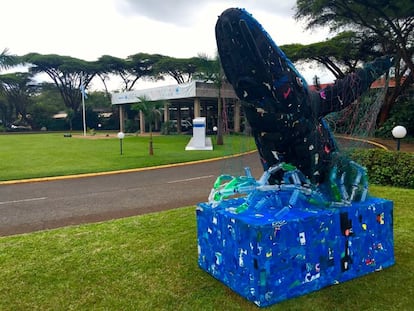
<box><xmin>185</xmin><ymin>117</ymin><xmax>213</xmax><ymax>150</ymax></box>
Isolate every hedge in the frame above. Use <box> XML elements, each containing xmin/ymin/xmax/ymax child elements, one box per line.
<box><xmin>347</xmin><ymin>148</ymin><xmax>414</xmax><ymax>189</ymax></box>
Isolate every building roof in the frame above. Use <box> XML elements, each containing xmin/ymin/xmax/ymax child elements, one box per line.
<box><xmin>370</xmin><ymin>76</ymin><xmax>408</xmax><ymax>89</ymax></box>
<box><xmin>111</xmin><ymin>75</ymin><xmax>407</xmax><ymax>106</ymax></box>
<box><xmin>111</xmin><ymin>81</ymin><xmax>237</xmax><ymax>105</ymax></box>
<box><xmin>309</xmin><ymin>76</ymin><xmax>408</xmax><ymax>92</ymax></box>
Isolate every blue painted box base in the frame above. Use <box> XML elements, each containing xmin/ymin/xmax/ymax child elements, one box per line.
<box><xmin>197</xmin><ymin>196</ymin><xmax>394</xmax><ymax>307</ymax></box>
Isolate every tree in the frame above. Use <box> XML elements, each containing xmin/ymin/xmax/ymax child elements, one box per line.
<box><xmin>0</xmin><ymin>92</ymin><xmax>12</xmax><ymax>126</ymax></box>
<box><xmin>98</xmin><ymin>53</ymin><xmax>163</xmax><ymax>92</ymax></box>
<box><xmin>282</xmin><ymin>31</ymin><xmax>383</xmax><ymax>79</ymax></box>
<box><xmin>126</xmin><ymin>53</ymin><xmax>164</xmax><ymax>88</ymax></box>
<box><xmin>0</xmin><ymin>49</ymin><xmax>20</xmax><ymax>126</ymax></box>
<box><xmin>0</xmin><ymin>72</ymin><xmax>36</xmax><ymax>126</ymax></box>
<box><xmin>22</xmin><ymin>53</ymin><xmax>100</xmax><ymax>129</ymax></box>
<box><xmin>0</xmin><ymin>48</ymin><xmax>18</xmax><ymax>70</ymax></box>
<box><xmin>28</xmin><ymin>82</ymin><xmax>66</xmax><ymax>130</ymax></box>
<box><xmin>194</xmin><ymin>54</ymin><xmax>225</xmax><ymax>145</ymax></box>
<box><xmin>95</xmin><ymin>55</ymin><xmax>125</xmax><ymax>95</ymax></box>
<box><xmin>132</xmin><ymin>96</ymin><xmax>164</xmax><ymax>155</ymax></box>
<box><xmin>295</xmin><ymin>0</ymin><xmax>414</xmax><ymax>124</ymax></box>
<box><xmin>156</xmin><ymin>56</ymin><xmax>200</xmax><ymax>84</ymax></box>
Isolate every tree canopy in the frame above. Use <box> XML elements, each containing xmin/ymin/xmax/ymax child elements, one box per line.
<box><xmin>132</xmin><ymin>96</ymin><xmax>164</xmax><ymax>155</ymax></box>
<box><xmin>295</xmin><ymin>0</ymin><xmax>414</xmax><ymax>72</ymax></box>
<box><xmin>22</xmin><ymin>53</ymin><xmax>100</xmax><ymax>113</ymax></box>
<box><xmin>295</xmin><ymin>0</ymin><xmax>414</xmax><ymax>124</ymax></box>
<box><xmin>2</xmin><ymin>1</ymin><xmax>414</xmax><ymax>132</ymax></box>
<box><xmin>155</xmin><ymin>56</ymin><xmax>201</xmax><ymax>84</ymax></box>
<box><xmin>281</xmin><ymin>31</ymin><xmax>380</xmax><ymax>78</ymax></box>
<box><xmin>0</xmin><ymin>49</ymin><xmax>18</xmax><ymax>70</ymax></box>
<box><xmin>0</xmin><ymin>72</ymin><xmax>36</xmax><ymax>126</ymax></box>
<box><xmin>98</xmin><ymin>53</ymin><xmax>164</xmax><ymax>92</ymax></box>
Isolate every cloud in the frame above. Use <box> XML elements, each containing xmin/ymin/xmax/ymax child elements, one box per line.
<box><xmin>116</xmin><ymin>0</ymin><xmax>297</xmax><ymax>27</ymax></box>
<box><xmin>116</xmin><ymin>0</ymin><xmax>208</xmax><ymax>26</ymax></box>
<box><xmin>240</xmin><ymin>0</ymin><xmax>297</xmax><ymax>17</ymax></box>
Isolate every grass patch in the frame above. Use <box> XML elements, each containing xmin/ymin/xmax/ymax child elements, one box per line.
<box><xmin>0</xmin><ymin>133</ymin><xmax>255</xmax><ymax>181</ymax></box>
<box><xmin>0</xmin><ymin>185</ymin><xmax>412</xmax><ymax>310</ymax></box>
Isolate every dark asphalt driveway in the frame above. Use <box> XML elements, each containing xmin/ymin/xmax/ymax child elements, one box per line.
<box><xmin>0</xmin><ymin>152</ymin><xmax>262</xmax><ymax>236</ymax></box>
<box><xmin>2</xmin><ymin>136</ymin><xmax>405</xmax><ymax>237</ymax></box>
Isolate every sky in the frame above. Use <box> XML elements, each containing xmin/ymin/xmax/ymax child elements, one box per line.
<box><xmin>1</xmin><ymin>0</ymin><xmax>334</xmax><ymax>90</ymax></box>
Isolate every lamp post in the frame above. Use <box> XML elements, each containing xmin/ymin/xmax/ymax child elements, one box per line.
<box><xmin>117</xmin><ymin>132</ymin><xmax>125</xmax><ymax>155</ymax></box>
<box><xmin>213</xmin><ymin>126</ymin><xmax>218</xmax><ymax>145</ymax></box>
<box><xmin>391</xmin><ymin>125</ymin><xmax>407</xmax><ymax>151</ymax></box>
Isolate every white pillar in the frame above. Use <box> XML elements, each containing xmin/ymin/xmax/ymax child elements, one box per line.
<box><xmin>194</xmin><ymin>98</ymin><xmax>201</xmax><ymax>118</ymax></box>
<box><xmin>185</xmin><ymin>117</ymin><xmax>212</xmax><ymax>150</ymax></box>
<box><xmin>164</xmin><ymin>102</ymin><xmax>169</xmax><ymax>122</ymax></box>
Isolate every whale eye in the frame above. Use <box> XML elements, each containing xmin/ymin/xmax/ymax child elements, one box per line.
<box><xmin>296</xmin><ymin>77</ymin><xmax>304</xmax><ymax>87</ymax></box>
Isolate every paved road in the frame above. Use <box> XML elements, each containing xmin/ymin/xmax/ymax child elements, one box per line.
<box><xmin>0</xmin><ymin>152</ymin><xmax>262</xmax><ymax>236</ymax></box>
<box><xmin>2</xmin><ymin>136</ymin><xmax>410</xmax><ymax>237</ymax></box>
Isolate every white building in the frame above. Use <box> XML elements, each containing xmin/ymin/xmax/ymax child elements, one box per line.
<box><xmin>111</xmin><ymin>81</ymin><xmax>243</xmax><ymax>134</ymax></box>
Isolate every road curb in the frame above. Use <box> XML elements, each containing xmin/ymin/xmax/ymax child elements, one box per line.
<box><xmin>336</xmin><ymin>135</ymin><xmax>389</xmax><ymax>150</ymax></box>
<box><xmin>0</xmin><ymin>136</ymin><xmax>389</xmax><ymax>186</ymax></box>
<box><xmin>0</xmin><ymin>150</ymin><xmax>258</xmax><ymax>185</ymax></box>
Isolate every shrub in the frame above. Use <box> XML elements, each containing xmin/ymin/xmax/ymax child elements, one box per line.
<box><xmin>161</xmin><ymin>120</ymin><xmax>175</xmax><ymax>135</ymax></box>
<box><xmin>124</xmin><ymin>119</ymin><xmax>138</xmax><ymax>133</ymax></box>
<box><xmin>348</xmin><ymin>148</ymin><xmax>414</xmax><ymax>188</ymax></box>
<box><xmin>375</xmin><ymin>96</ymin><xmax>414</xmax><ymax>138</ymax></box>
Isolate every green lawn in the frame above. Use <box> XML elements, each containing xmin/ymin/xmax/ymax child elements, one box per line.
<box><xmin>0</xmin><ymin>186</ymin><xmax>412</xmax><ymax>310</ymax></box>
<box><xmin>0</xmin><ymin>133</ymin><xmax>255</xmax><ymax>181</ymax></box>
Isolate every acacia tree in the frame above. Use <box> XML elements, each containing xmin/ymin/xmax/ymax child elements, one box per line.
<box><xmin>22</xmin><ymin>53</ymin><xmax>100</xmax><ymax>130</ymax></box>
<box><xmin>98</xmin><ymin>53</ymin><xmax>163</xmax><ymax>92</ymax></box>
<box><xmin>295</xmin><ymin>0</ymin><xmax>414</xmax><ymax>124</ymax></box>
<box><xmin>95</xmin><ymin>55</ymin><xmax>125</xmax><ymax>95</ymax></box>
<box><xmin>156</xmin><ymin>56</ymin><xmax>201</xmax><ymax>84</ymax></box>
<box><xmin>127</xmin><ymin>53</ymin><xmax>164</xmax><ymax>88</ymax></box>
<box><xmin>282</xmin><ymin>31</ymin><xmax>383</xmax><ymax>79</ymax></box>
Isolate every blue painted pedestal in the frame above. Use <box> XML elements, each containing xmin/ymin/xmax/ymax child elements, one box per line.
<box><xmin>197</xmin><ymin>193</ymin><xmax>394</xmax><ymax>307</ymax></box>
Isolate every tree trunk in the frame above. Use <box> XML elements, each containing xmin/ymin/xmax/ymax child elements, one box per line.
<box><xmin>377</xmin><ymin>87</ymin><xmax>398</xmax><ymax>126</ymax></box>
<box><xmin>377</xmin><ymin>74</ymin><xmax>391</xmax><ymax>126</ymax></box>
<box><xmin>378</xmin><ymin>63</ymin><xmax>414</xmax><ymax>126</ymax></box>
<box><xmin>149</xmin><ymin>125</ymin><xmax>154</xmax><ymax>155</ymax></box>
<box><xmin>377</xmin><ymin>100</ymin><xmax>392</xmax><ymax>126</ymax></box>
<box><xmin>216</xmin><ymin>88</ymin><xmax>224</xmax><ymax>145</ymax></box>
<box><xmin>149</xmin><ymin>138</ymin><xmax>153</xmax><ymax>155</ymax></box>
